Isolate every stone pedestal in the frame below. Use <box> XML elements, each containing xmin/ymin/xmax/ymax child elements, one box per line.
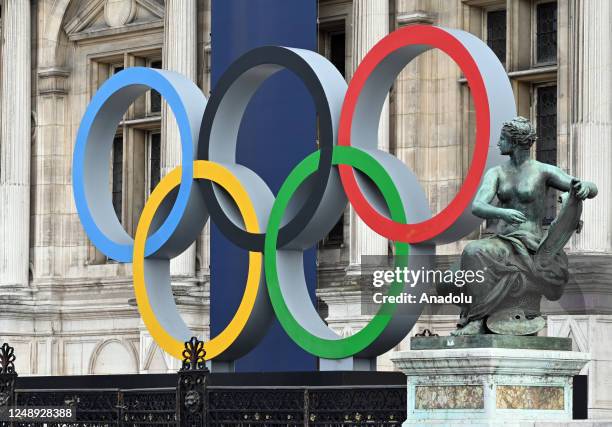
<box><xmin>390</xmin><ymin>336</ymin><xmax>590</xmax><ymax>426</ymax></box>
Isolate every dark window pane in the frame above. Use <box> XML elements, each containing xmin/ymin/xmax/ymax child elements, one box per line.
<box><xmin>323</xmin><ymin>217</ymin><xmax>344</xmax><ymax>247</ymax></box>
<box><xmin>536</xmin><ymin>85</ymin><xmax>557</xmax><ymax>224</ymax></box>
<box><xmin>329</xmin><ymin>32</ymin><xmax>346</xmax><ymax>77</ymax></box>
<box><xmin>112</xmin><ymin>135</ymin><xmax>124</xmax><ymax>223</ymax></box>
<box><xmin>113</xmin><ymin>66</ymin><xmax>124</xmax><ymax>75</ymax></box>
<box><xmin>536</xmin><ymin>2</ymin><xmax>557</xmax><ymax>64</ymax></box>
<box><xmin>150</xmin><ymin>91</ymin><xmax>161</xmax><ymax>113</ymax></box>
<box><xmin>487</xmin><ymin>10</ymin><xmax>507</xmax><ymax>66</ymax></box>
<box><xmin>322</xmin><ymin>31</ymin><xmax>346</xmax><ymax>247</ymax></box>
<box><xmin>150</xmin><ymin>133</ymin><xmax>161</xmax><ymax>194</ymax></box>
<box><xmin>150</xmin><ymin>60</ymin><xmax>162</xmax><ymax>113</ymax></box>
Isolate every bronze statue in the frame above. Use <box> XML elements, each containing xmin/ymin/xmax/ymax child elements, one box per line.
<box><xmin>438</xmin><ymin>117</ymin><xmax>598</xmax><ymax>336</ymax></box>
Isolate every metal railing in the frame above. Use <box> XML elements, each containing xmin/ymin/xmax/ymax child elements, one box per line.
<box><xmin>0</xmin><ymin>340</ymin><xmax>406</xmax><ymax>427</ymax></box>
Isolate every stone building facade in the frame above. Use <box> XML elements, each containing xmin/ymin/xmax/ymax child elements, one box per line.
<box><xmin>0</xmin><ymin>0</ymin><xmax>610</xmax><ymax>419</ymax></box>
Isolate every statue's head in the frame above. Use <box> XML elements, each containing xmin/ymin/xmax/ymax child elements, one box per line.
<box><xmin>498</xmin><ymin>116</ymin><xmax>536</xmax><ymax>155</ymax></box>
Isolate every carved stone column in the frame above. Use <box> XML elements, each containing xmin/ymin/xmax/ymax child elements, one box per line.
<box><xmin>570</xmin><ymin>0</ymin><xmax>612</xmax><ymax>254</ymax></box>
<box><xmin>393</xmin><ymin>3</ymin><xmax>464</xmax><ymax>256</ymax></box>
<box><xmin>0</xmin><ymin>0</ymin><xmax>31</xmax><ymax>288</ymax></box>
<box><xmin>32</xmin><ymin>68</ymin><xmax>70</xmax><ymax>280</ymax></box>
<box><xmin>197</xmin><ymin>0</ymin><xmax>212</xmax><ymax>280</ymax></box>
<box><xmin>349</xmin><ymin>0</ymin><xmax>390</xmax><ymax>267</ymax></box>
<box><xmin>163</xmin><ymin>0</ymin><xmax>198</xmax><ymax>279</ymax></box>
<box><xmin>559</xmin><ymin>0</ymin><xmax>612</xmax><ymax>419</ymax></box>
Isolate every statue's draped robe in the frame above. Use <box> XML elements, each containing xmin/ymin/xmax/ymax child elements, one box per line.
<box><xmin>441</xmin><ymin>229</ymin><xmax>569</xmax><ymax>326</ymax></box>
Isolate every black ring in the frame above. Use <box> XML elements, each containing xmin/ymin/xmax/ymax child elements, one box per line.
<box><xmin>198</xmin><ymin>46</ymin><xmax>347</xmax><ymax>251</ymax></box>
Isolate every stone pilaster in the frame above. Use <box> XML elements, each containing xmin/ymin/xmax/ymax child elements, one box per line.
<box><xmin>32</xmin><ymin>68</ymin><xmax>70</xmax><ymax>280</ymax></box>
<box><xmin>197</xmin><ymin>0</ymin><xmax>212</xmax><ymax>279</ymax></box>
<box><xmin>199</xmin><ymin>222</ymin><xmax>210</xmax><ymax>276</ymax></box>
<box><xmin>549</xmin><ymin>4</ymin><xmax>612</xmax><ymax>420</ymax></box>
<box><xmin>0</xmin><ymin>0</ymin><xmax>32</xmax><ymax>288</ymax></box>
<box><xmin>162</xmin><ymin>0</ymin><xmax>198</xmax><ymax>278</ymax></box>
<box><xmin>349</xmin><ymin>0</ymin><xmax>390</xmax><ymax>266</ymax></box>
<box><xmin>393</xmin><ymin>2</ymin><xmax>464</xmax><ymax>256</ymax></box>
<box><xmin>570</xmin><ymin>0</ymin><xmax>612</xmax><ymax>254</ymax></box>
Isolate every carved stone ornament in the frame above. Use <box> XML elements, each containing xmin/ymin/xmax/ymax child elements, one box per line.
<box><xmin>104</xmin><ymin>0</ymin><xmax>136</xmax><ymax>28</ymax></box>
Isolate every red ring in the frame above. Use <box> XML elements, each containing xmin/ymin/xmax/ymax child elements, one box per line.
<box><xmin>338</xmin><ymin>25</ymin><xmax>491</xmax><ymax>243</ymax></box>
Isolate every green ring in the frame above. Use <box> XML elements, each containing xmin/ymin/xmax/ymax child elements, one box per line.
<box><xmin>264</xmin><ymin>145</ymin><xmax>410</xmax><ymax>359</ymax></box>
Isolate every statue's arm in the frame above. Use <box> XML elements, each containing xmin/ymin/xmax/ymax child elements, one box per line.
<box><xmin>472</xmin><ymin>168</ymin><xmax>526</xmax><ymax>224</ymax></box>
<box><xmin>544</xmin><ymin>164</ymin><xmax>598</xmax><ymax>199</ymax></box>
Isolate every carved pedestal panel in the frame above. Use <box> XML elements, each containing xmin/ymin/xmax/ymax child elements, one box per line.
<box><xmin>391</xmin><ymin>337</ymin><xmax>590</xmax><ymax>426</ymax></box>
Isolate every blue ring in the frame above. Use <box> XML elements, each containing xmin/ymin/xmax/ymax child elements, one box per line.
<box><xmin>73</xmin><ymin>67</ymin><xmax>204</xmax><ymax>262</ymax></box>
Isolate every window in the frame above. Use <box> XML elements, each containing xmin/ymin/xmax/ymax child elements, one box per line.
<box><xmin>319</xmin><ymin>26</ymin><xmax>346</xmax><ymax>247</ymax></box>
<box><xmin>87</xmin><ymin>47</ymin><xmax>163</xmax><ymax>265</ymax></box>
<box><xmin>329</xmin><ymin>32</ymin><xmax>346</xmax><ymax>77</ymax></box>
<box><xmin>112</xmin><ymin>135</ymin><xmax>124</xmax><ymax>223</ymax></box>
<box><xmin>148</xmin><ymin>132</ymin><xmax>161</xmax><ymax>195</ymax></box>
<box><xmin>486</xmin><ymin>9</ymin><xmax>506</xmax><ymax>66</ymax></box>
<box><xmin>95</xmin><ymin>54</ymin><xmax>162</xmax><ymax>227</ymax></box>
<box><xmin>322</xmin><ymin>219</ymin><xmax>344</xmax><ymax>247</ymax></box>
<box><xmin>536</xmin><ymin>2</ymin><xmax>557</xmax><ymax>64</ymax></box>
<box><xmin>149</xmin><ymin>60</ymin><xmax>162</xmax><ymax>114</ymax></box>
<box><xmin>535</xmin><ymin>85</ymin><xmax>557</xmax><ymax>224</ymax></box>
<box><xmin>109</xmin><ymin>66</ymin><xmax>125</xmax><ymax>224</ymax></box>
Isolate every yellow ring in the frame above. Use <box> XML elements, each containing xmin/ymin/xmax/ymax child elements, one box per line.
<box><xmin>133</xmin><ymin>160</ymin><xmax>262</xmax><ymax>360</ymax></box>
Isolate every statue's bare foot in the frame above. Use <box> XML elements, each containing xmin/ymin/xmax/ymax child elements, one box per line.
<box><xmin>451</xmin><ymin>319</ymin><xmax>485</xmax><ymax>336</ymax></box>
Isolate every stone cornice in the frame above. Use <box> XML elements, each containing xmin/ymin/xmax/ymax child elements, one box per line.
<box><xmin>63</xmin><ymin>0</ymin><xmax>105</xmax><ymax>35</ymax></box>
<box><xmin>396</xmin><ymin>11</ymin><xmax>436</xmax><ymax>27</ymax></box>
<box><xmin>64</xmin><ymin>0</ymin><xmax>164</xmax><ymax>42</ymax></box>
<box><xmin>391</xmin><ymin>347</ymin><xmax>590</xmax><ymax>377</ymax></box>
<box><xmin>461</xmin><ymin>0</ymin><xmax>506</xmax><ymax>7</ymax></box>
<box><xmin>69</xmin><ymin>20</ymin><xmax>164</xmax><ymax>42</ymax></box>
<box><xmin>37</xmin><ymin>67</ymin><xmax>70</xmax><ymax>95</ymax></box>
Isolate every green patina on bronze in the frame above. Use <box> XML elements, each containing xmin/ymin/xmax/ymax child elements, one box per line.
<box><xmin>437</xmin><ymin>116</ymin><xmax>598</xmax><ymax>336</ymax></box>
<box><xmin>410</xmin><ymin>335</ymin><xmax>572</xmax><ymax>351</ymax></box>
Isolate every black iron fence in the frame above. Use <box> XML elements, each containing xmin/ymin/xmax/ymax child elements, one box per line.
<box><xmin>0</xmin><ymin>340</ymin><xmax>406</xmax><ymax>427</ymax></box>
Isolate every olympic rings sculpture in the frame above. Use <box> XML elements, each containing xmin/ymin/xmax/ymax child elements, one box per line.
<box><xmin>73</xmin><ymin>25</ymin><xmax>516</xmax><ymax>361</ymax></box>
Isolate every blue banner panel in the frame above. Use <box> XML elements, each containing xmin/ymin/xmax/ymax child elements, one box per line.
<box><xmin>210</xmin><ymin>0</ymin><xmax>318</xmax><ymax>371</ymax></box>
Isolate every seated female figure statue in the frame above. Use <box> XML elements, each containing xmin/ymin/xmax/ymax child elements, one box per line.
<box><xmin>441</xmin><ymin>116</ymin><xmax>598</xmax><ymax>336</ymax></box>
